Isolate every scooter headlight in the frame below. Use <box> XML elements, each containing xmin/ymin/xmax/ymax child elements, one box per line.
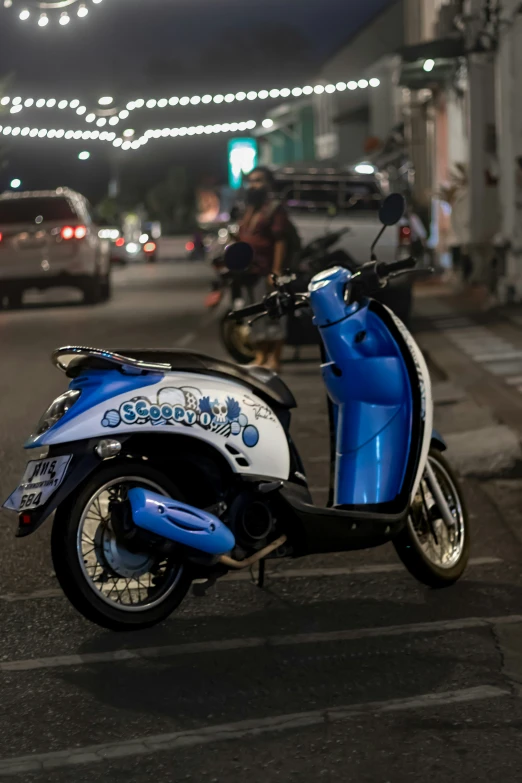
<box><xmin>34</xmin><ymin>390</ymin><xmax>82</xmax><ymax>436</ymax></box>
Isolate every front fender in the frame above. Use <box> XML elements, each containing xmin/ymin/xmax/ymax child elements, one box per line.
<box><xmin>431</xmin><ymin>429</ymin><xmax>447</xmax><ymax>453</ymax></box>
<box><xmin>15</xmin><ymin>439</ymin><xmax>115</xmax><ymax>537</ymax></box>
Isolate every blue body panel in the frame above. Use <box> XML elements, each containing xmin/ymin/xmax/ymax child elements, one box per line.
<box><xmin>128</xmin><ymin>487</ymin><xmax>235</xmax><ymax>556</ymax></box>
<box><xmin>26</xmin><ymin>370</ymin><xmax>163</xmax><ymax>448</ymax></box>
<box><xmin>310</xmin><ymin>267</ymin><xmax>413</xmax><ymax>506</ymax></box>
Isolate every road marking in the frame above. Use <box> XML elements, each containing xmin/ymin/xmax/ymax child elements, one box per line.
<box><xmin>0</xmin><ymin>685</ymin><xmax>509</xmax><ymax>775</ymax></box>
<box><xmin>435</xmin><ymin>320</ymin><xmax>522</xmax><ymax>394</ymax></box>
<box><xmin>474</xmin><ymin>350</ymin><xmax>522</xmax><ymax>363</ymax></box>
<box><xmin>0</xmin><ymin>557</ymin><xmax>502</xmax><ymax>602</ymax></box>
<box><xmin>0</xmin><ymin>611</ymin><xmax>518</xmax><ymax>673</ymax></box>
<box><xmin>174</xmin><ymin>305</ymin><xmax>224</xmax><ymax>348</ymax></box>
<box><xmin>175</xmin><ymin>332</ymin><xmax>196</xmax><ymax>347</ymax></box>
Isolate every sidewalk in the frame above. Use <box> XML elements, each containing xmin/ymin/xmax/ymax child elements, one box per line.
<box><xmin>413</xmin><ymin>278</ymin><xmax>522</xmax><ymax>476</ymax></box>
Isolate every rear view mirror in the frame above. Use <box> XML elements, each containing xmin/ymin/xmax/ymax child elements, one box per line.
<box><xmin>224</xmin><ymin>241</ymin><xmax>253</xmax><ymax>271</ymax></box>
<box><xmin>379</xmin><ymin>193</ymin><xmax>405</xmax><ymax>226</ymax></box>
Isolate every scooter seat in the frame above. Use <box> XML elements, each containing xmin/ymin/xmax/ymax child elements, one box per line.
<box><xmin>55</xmin><ymin>346</ymin><xmax>297</xmax><ymax>409</ymax></box>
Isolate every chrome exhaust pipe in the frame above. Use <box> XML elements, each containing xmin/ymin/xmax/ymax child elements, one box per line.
<box><xmin>218</xmin><ymin>534</ymin><xmax>287</xmax><ymax>570</ymax></box>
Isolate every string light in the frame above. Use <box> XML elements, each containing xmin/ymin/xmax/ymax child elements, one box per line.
<box><xmin>7</xmin><ymin>0</ymin><xmax>103</xmax><ymax>27</ymax></box>
<box><xmin>0</xmin><ymin>77</ymin><xmax>381</xmax><ymax>123</ymax></box>
<box><xmin>0</xmin><ymin>119</ymin><xmax>258</xmax><ymax>151</ymax></box>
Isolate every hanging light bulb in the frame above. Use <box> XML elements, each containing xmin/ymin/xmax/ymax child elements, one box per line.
<box><xmin>59</xmin><ymin>12</ymin><xmax>70</xmax><ymax>25</ymax></box>
<box><xmin>19</xmin><ymin>9</ymin><xmax>30</xmax><ymax>20</ymax></box>
<box><xmin>38</xmin><ymin>13</ymin><xmax>49</xmax><ymax>27</ymax></box>
<box><xmin>77</xmin><ymin>4</ymin><xmax>89</xmax><ymax>17</ymax></box>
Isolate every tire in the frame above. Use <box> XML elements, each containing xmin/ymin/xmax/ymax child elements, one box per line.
<box><xmin>220</xmin><ymin>313</ymin><xmax>255</xmax><ymax>364</ymax></box>
<box><xmin>99</xmin><ymin>272</ymin><xmax>112</xmax><ymax>302</ymax></box>
<box><xmin>51</xmin><ymin>462</ymin><xmax>193</xmax><ymax>631</ymax></box>
<box><xmin>81</xmin><ymin>274</ymin><xmax>103</xmax><ymax>305</ymax></box>
<box><xmin>5</xmin><ymin>286</ymin><xmax>23</xmax><ymax>309</ymax></box>
<box><xmin>393</xmin><ymin>449</ymin><xmax>470</xmax><ymax>588</ymax></box>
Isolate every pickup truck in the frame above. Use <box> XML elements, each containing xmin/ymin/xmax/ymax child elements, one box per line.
<box><xmin>275</xmin><ymin>167</ymin><xmax>415</xmax><ymax>324</ymax></box>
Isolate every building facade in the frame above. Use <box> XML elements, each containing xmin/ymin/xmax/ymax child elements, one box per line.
<box><xmin>255</xmin><ymin>0</ymin><xmax>405</xmax><ymax>169</ymax></box>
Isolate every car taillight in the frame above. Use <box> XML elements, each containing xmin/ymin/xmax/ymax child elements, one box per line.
<box><xmin>115</xmin><ymin>237</ymin><xmax>125</xmax><ymax>247</ymax></box>
<box><xmin>186</xmin><ymin>241</ymin><xmax>195</xmax><ymax>251</ymax></box>
<box><xmin>399</xmin><ymin>225</ymin><xmax>412</xmax><ymax>245</ymax></box>
<box><xmin>0</xmin><ymin>232</ymin><xmax>2</xmax><ymax>242</ymax></box>
<box><xmin>61</xmin><ymin>225</ymin><xmax>87</xmax><ymax>240</ymax></box>
<box><xmin>144</xmin><ymin>242</ymin><xmax>156</xmax><ymax>253</ymax></box>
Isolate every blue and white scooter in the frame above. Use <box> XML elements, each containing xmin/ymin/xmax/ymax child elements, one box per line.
<box><xmin>4</xmin><ymin>194</ymin><xmax>469</xmax><ymax>631</ymax></box>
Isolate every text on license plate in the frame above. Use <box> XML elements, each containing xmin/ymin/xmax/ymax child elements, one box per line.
<box><xmin>3</xmin><ymin>455</ymin><xmax>72</xmax><ymax>512</ymax></box>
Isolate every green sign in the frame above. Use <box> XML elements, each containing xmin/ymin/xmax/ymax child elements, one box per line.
<box><xmin>228</xmin><ymin>138</ymin><xmax>258</xmax><ymax>189</ymax></box>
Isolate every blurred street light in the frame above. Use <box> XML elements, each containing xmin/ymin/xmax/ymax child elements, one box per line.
<box><xmin>10</xmin><ymin>179</ymin><xmax>21</xmax><ymax>189</ymax></box>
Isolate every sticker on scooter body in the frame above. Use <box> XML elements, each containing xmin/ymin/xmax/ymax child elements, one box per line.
<box><xmin>3</xmin><ymin>455</ymin><xmax>72</xmax><ymax>512</ymax></box>
<box><xmin>101</xmin><ymin>386</ymin><xmax>260</xmax><ymax>448</ymax></box>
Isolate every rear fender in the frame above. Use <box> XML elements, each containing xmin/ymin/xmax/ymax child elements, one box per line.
<box><xmin>15</xmin><ymin>439</ymin><xmax>104</xmax><ymax>537</ymax></box>
<box><xmin>15</xmin><ymin>433</ymin><xmax>234</xmax><ymax>538</ymax></box>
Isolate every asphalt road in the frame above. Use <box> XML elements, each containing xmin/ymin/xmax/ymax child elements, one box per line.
<box><xmin>2</xmin><ymin>262</ymin><xmax>522</xmax><ymax>781</ymax></box>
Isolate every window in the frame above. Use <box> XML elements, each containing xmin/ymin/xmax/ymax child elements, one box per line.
<box><xmin>0</xmin><ymin>197</ymin><xmax>77</xmax><ymax>224</ymax></box>
<box><xmin>279</xmin><ymin>179</ymin><xmax>381</xmax><ymax>213</ymax></box>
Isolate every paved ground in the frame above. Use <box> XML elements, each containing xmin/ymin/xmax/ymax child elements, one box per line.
<box><xmin>2</xmin><ymin>264</ymin><xmax>522</xmax><ymax>780</ymax></box>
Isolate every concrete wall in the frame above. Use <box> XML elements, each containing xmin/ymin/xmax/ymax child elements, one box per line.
<box><xmin>312</xmin><ymin>0</ymin><xmax>405</xmax><ymax>164</ymax></box>
<box><xmin>404</xmin><ymin>0</ymin><xmax>451</xmax><ymax>44</ymax></box>
<box><xmin>494</xmin><ymin>0</ymin><xmax>522</xmax><ymax>300</ymax></box>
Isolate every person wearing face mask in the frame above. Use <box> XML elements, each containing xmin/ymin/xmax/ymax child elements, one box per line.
<box><xmin>238</xmin><ymin>166</ymin><xmax>291</xmax><ymax>372</ymax></box>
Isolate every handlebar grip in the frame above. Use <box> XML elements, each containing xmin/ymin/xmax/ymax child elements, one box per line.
<box><xmin>378</xmin><ymin>257</ymin><xmax>417</xmax><ymax>277</ymax></box>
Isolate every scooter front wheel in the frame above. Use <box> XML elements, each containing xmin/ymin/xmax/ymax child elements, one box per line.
<box><xmin>51</xmin><ymin>462</ymin><xmax>193</xmax><ymax>631</ymax></box>
<box><xmin>220</xmin><ymin>314</ymin><xmax>255</xmax><ymax>364</ymax></box>
<box><xmin>393</xmin><ymin>449</ymin><xmax>470</xmax><ymax>588</ymax></box>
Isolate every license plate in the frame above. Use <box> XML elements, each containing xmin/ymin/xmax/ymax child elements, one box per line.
<box><xmin>3</xmin><ymin>455</ymin><xmax>72</xmax><ymax>513</ymax></box>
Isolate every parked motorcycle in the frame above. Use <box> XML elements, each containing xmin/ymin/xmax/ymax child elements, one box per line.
<box><xmin>208</xmin><ymin>227</ymin><xmax>356</xmax><ymax>363</ymax></box>
<box><xmin>3</xmin><ymin>194</ymin><xmax>469</xmax><ymax>631</ymax></box>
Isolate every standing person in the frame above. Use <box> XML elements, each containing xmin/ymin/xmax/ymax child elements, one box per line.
<box><xmin>239</xmin><ymin>166</ymin><xmax>290</xmax><ymax>372</ymax></box>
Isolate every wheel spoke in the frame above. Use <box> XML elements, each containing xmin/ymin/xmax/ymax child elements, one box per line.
<box><xmin>77</xmin><ymin>476</ymin><xmax>183</xmax><ymax>611</ymax></box>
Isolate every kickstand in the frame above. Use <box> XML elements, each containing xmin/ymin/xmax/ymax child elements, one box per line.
<box><xmin>257</xmin><ymin>559</ymin><xmax>266</xmax><ymax>589</ymax></box>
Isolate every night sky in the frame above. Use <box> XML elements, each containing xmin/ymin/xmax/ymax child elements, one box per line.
<box><xmin>0</xmin><ymin>0</ymin><xmax>395</xmax><ymax>205</ymax></box>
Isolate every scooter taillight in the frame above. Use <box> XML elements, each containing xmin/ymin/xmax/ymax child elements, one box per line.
<box><xmin>205</xmin><ymin>290</ymin><xmax>222</xmax><ymax>308</ymax></box>
<box><xmin>398</xmin><ymin>225</ymin><xmax>412</xmax><ymax>245</ymax></box>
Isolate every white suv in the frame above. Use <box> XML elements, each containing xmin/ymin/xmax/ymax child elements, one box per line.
<box><xmin>0</xmin><ymin>188</ymin><xmax>111</xmax><ymax>308</ymax></box>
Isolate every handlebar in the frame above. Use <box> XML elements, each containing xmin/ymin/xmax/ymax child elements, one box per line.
<box><xmin>376</xmin><ymin>256</ymin><xmax>417</xmax><ymax>277</ymax></box>
<box><xmin>228</xmin><ymin>256</ymin><xmax>418</xmax><ymax>324</ymax></box>
<box><xmin>229</xmin><ymin>300</ymin><xmax>268</xmax><ymax>322</ymax></box>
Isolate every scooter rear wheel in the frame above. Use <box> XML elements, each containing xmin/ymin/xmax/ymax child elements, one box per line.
<box><xmin>51</xmin><ymin>462</ymin><xmax>193</xmax><ymax>631</ymax></box>
<box><xmin>393</xmin><ymin>449</ymin><xmax>470</xmax><ymax>588</ymax></box>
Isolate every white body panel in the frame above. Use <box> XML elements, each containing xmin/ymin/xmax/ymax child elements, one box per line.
<box><xmin>44</xmin><ymin>372</ymin><xmax>291</xmax><ymax>481</ymax></box>
<box><xmin>385</xmin><ymin>307</ymin><xmax>433</xmax><ymax>500</ymax></box>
